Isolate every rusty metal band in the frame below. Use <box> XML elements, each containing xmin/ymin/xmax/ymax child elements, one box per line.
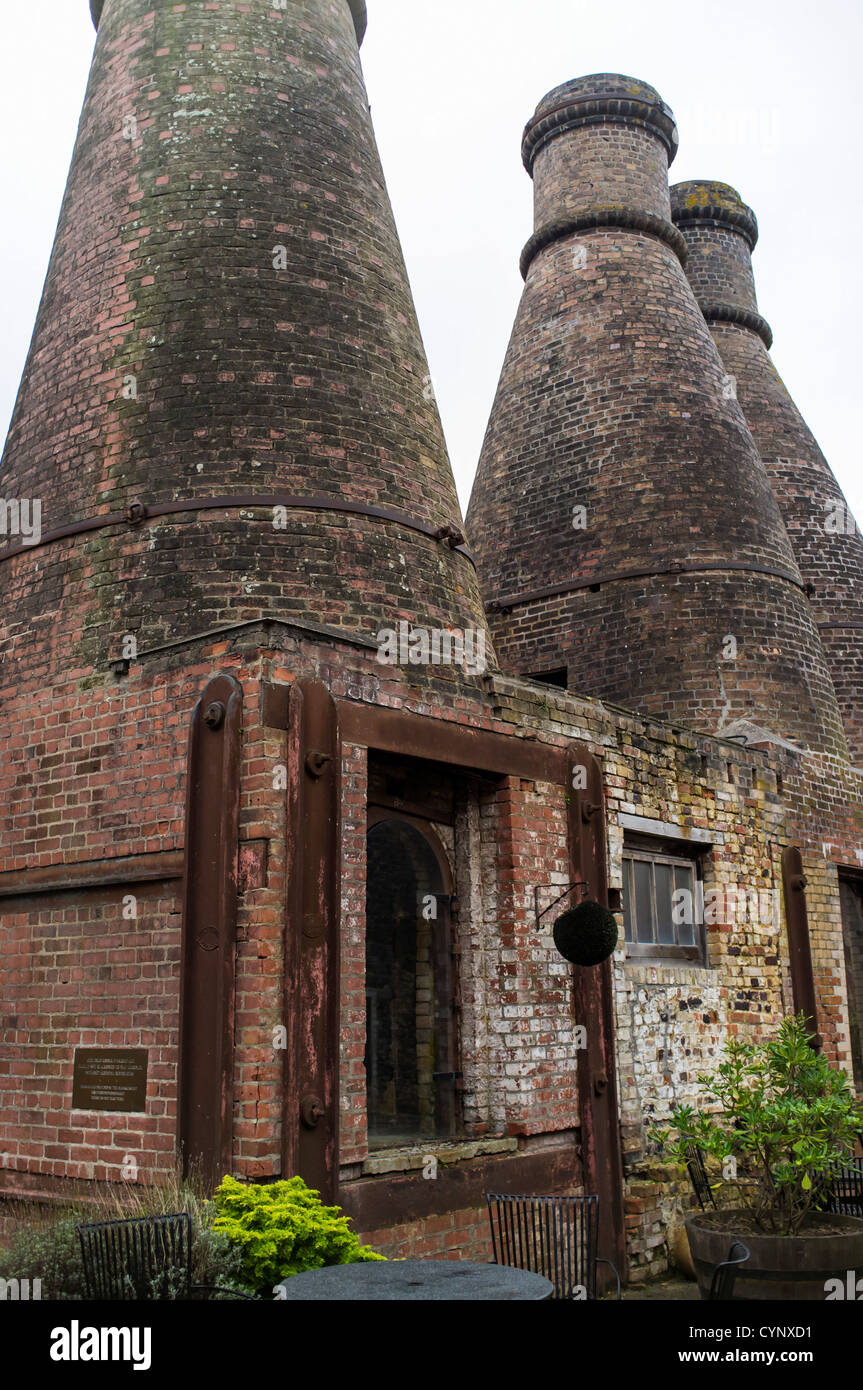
<box><xmin>488</xmin><ymin>558</ymin><xmax>806</xmax><ymax>613</ymax></box>
<box><xmin>700</xmin><ymin>300</ymin><xmax>774</xmax><ymax>350</ymax></box>
<box><xmin>340</xmin><ymin>1142</ymin><xmax>579</xmax><ymax>1229</ymax></box>
<box><xmin>333</xmin><ymin>697</ymin><xmax>570</xmax><ymax>785</ymax></box>
<box><xmin>0</xmin><ymin>850</ymin><xmax>183</xmax><ymax>900</ymax></box>
<box><xmin>521</xmin><ymin>209</ymin><xmax>688</xmax><ymax>279</ymax></box>
<box><xmin>177</xmin><ymin>673</ymin><xmax>243</xmax><ymax>1183</ymax></box>
<box><xmin>283</xmin><ymin>679</ymin><xmax>341</xmax><ymax>1202</ymax></box>
<box><xmin>0</xmin><ymin>494</ymin><xmax>475</xmax><ymax>568</ymax></box>
<box><xmin>567</xmin><ymin>745</ymin><xmax>627</xmax><ymax>1287</ymax></box>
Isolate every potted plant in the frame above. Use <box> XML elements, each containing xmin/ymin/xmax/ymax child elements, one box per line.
<box><xmin>652</xmin><ymin>1015</ymin><xmax>863</xmax><ymax>1300</ymax></box>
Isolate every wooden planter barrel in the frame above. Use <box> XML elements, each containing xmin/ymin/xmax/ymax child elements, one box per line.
<box><xmin>686</xmin><ymin>1211</ymin><xmax>863</xmax><ymax>1301</ymax></box>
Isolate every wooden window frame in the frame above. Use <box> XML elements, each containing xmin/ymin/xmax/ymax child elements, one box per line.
<box><xmin>622</xmin><ymin>846</ymin><xmax>706</xmax><ymax>963</ymax></box>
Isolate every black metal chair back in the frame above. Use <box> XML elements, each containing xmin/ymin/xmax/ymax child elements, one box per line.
<box><xmin>827</xmin><ymin>1161</ymin><xmax>863</xmax><ymax>1218</ymax></box>
<box><xmin>486</xmin><ymin>1193</ymin><xmax>600</xmax><ymax>1299</ymax></box>
<box><xmin>709</xmin><ymin>1241</ymin><xmax>750</xmax><ymax>1301</ymax></box>
<box><xmin>685</xmin><ymin>1143</ymin><xmax>717</xmax><ymax>1211</ymax></box>
<box><xmin>77</xmin><ymin>1212</ymin><xmax>192</xmax><ymax>1301</ymax></box>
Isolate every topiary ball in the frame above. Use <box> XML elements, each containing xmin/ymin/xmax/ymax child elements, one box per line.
<box><xmin>552</xmin><ymin>900</ymin><xmax>619</xmax><ymax>966</ymax></box>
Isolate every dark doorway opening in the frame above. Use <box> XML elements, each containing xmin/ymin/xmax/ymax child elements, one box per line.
<box><xmin>365</xmin><ymin>815</ymin><xmax>459</xmax><ymax>1147</ymax></box>
<box><xmin>524</xmin><ymin>667</ymin><xmax>569</xmax><ymax>690</ymax></box>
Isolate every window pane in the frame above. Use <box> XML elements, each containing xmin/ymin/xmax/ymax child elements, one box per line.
<box><xmin>634</xmin><ymin>860</ymin><xmax>654</xmax><ymax>943</ymax></box>
<box><xmin>675</xmin><ymin>865</ymin><xmax>696</xmax><ymax>945</ymax></box>
<box><xmin>366</xmin><ymin>819</ymin><xmax>454</xmax><ymax>1145</ymax></box>
<box><xmin>654</xmin><ymin>863</ymin><xmax>675</xmax><ymax>944</ymax></box>
<box><xmin>623</xmin><ymin>859</ymin><xmax>633</xmax><ymax>943</ymax></box>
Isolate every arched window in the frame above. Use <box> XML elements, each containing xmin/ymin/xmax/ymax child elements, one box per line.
<box><xmin>365</xmin><ymin>815</ymin><xmax>459</xmax><ymax>1146</ymax></box>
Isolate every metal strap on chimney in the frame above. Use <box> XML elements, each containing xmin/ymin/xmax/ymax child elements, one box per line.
<box><xmin>0</xmin><ymin>493</ymin><xmax>475</xmax><ymax>568</ymax></box>
<box><xmin>488</xmin><ymin>558</ymin><xmax>807</xmax><ymax>613</ymax></box>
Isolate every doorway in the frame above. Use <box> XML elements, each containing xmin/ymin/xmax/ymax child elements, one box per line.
<box><xmin>365</xmin><ymin>815</ymin><xmax>458</xmax><ymax>1147</ymax></box>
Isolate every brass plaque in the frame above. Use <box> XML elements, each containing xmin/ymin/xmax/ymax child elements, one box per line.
<box><xmin>72</xmin><ymin>1048</ymin><xmax>149</xmax><ymax>1113</ymax></box>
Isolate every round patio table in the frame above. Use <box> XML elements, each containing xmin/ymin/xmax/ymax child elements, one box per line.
<box><xmin>276</xmin><ymin>1259</ymin><xmax>552</xmax><ymax>1301</ymax></box>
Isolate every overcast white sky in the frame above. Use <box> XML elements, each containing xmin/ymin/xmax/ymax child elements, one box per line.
<box><xmin>1</xmin><ymin>0</ymin><xmax>860</xmax><ymax>521</ymax></box>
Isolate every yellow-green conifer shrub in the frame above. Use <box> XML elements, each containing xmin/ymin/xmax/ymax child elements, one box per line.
<box><xmin>213</xmin><ymin>1176</ymin><xmax>385</xmax><ymax>1292</ymax></box>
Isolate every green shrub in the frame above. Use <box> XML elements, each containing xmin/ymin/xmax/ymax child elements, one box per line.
<box><xmin>213</xmin><ymin>1176</ymin><xmax>385</xmax><ymax>1292</ymax></box>
<box><xmin>0</xmin><ymin>1212</ymin><xmax>87</xmax><ymax>1300</ymax></box>
<box><xmin>652</xmin><ymin>1014</ymin><xmax>863</xmax><ymax>1234</ymax></box>
<box><xmin>85</xmin><ymin>1168</ymin><xmax>254</xmax><ymax>1298</ymax></box>
<box><xmin>0</xmin><ymin>1171</ymin><xmax>254</xmax><ymax>1300</ymax></box>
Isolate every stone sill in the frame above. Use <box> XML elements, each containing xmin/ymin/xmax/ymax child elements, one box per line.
<box><xmin>623</xmin><ymin>959</ymin><xmax>716</xmax><ymax>985</ymax></box>
<box><xmin>361</xmin><ymin>1137</ymin><xmax>518</xmax><ymax>1176</ymax></box>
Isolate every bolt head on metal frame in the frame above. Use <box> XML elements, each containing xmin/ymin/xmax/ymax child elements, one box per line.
<box><xmin>204</xmin><ymin>701</ymin><xmax>226</xmax><ymax>731</ymax></box>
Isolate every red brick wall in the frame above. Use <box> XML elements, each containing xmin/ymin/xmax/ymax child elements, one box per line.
<box><xmin>356</xmin><ymin>1207</ymin><xmax>493</xmax><ymax>1263</ymax></box>
<box><xmin>1</xmin><ymin>885</ymin><xmax>179</xmax><ymax>1185</ymax></box>
<box><xmin>1</xmin><ymin>635</ymin><xmax>860</xmax><ymax>1276</ymax></box>
<box><xmin>0</xmin><ymin>644</ymin><xmax>291</xmax><ymax>1190</ymax></box>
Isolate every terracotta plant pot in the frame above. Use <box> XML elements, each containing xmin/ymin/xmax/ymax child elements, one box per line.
<box><xmin>686</xmin><ymin>1210</ymin><xmax>863</xmax><ymax>1301</ymax></box>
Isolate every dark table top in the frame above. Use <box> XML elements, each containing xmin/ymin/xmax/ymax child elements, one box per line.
<box><xmin>276</xmin><ymin>1259</ymin><xmax>553</xmax><ymax>1301</ymax></box>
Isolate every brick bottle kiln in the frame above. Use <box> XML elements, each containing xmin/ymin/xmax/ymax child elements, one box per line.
<box><xmin>0</xmin><ymin>7</ymin><xmax>861</xmax><ymax>1282</ymax></box>
<box><xmin>670</xmin><ymin>180</ymin><xmax>863</xmax><ymax>767</ymax></box>
<box><xmin>467</xmin><ymin>75</ymin><xmax>847</xmax><ymax>758</ymax></box>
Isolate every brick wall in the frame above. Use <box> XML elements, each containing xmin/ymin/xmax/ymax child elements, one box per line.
<box><xmin>1</xmin><ymin>625</ymin><xmax>860</xmax><ymax>1275</ymax></box>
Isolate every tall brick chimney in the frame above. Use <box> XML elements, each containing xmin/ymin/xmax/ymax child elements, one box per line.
<box><xmin>671</xmin><ymin>180</ymin><xmax>863</xmax><ymax>764</ymax></box>
<box><xmin>1</xmin><ymin>0</ymin><xmax>489</xmax><ymax>661</ymax></box>
<box><xmin>0</xmin><ymin>0</ymin><xmax>492</xmax><ymax>1195</ymax></box>
<box><xmin>467</xmin><ymin>74</ymin><xmax>846</xmax><ymax>755</ymax></box>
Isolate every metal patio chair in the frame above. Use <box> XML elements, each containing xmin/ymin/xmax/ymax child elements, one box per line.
<box><xmin>826</xmin><ymin>1160</ymin><xmax>863</xmax><ymax>1219</ymax></box>
<box><xmin>77</xmin><ymin>1211</ymin><xmax>255</xmax><ymax>1301</ymax></box>
<box><xmin>708</xmin><ymin>1241</ymin><xmax>750</xmax><ymax>1301</ymax></box>
<box><xmin>486</xmin><ymin>1192</ymin><xmax>621</xmax><ymax>1300</ymax></box>
<box><xmin>684</xmin><ymin>1143</ymin><xmax>717</xmax><ymax>1212</ymax></box>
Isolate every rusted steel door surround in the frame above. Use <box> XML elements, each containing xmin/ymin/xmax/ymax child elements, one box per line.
<box><xmin>178</xmin><ymin>673</ymin><xmax>244</xmax><ymax>1183</ymax></box>
<box><xmin>568</xmin><ymin>745</ymin><xmax>628</xmax><ymax>1287</ymax></box>
<box><xmin>781</xmin><ymin>846</ymin><xmax>822</xmax><ymax>1051</ymax></box>
<box><xmin>283</xmin><ymin>680</ymin><xmax>341</xmax><ymax>1200</ymax></box>
<box><xmin>265</xmin><ymin>689</ymin><xmax>624</xmax><ymax>1244</ymax></box>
